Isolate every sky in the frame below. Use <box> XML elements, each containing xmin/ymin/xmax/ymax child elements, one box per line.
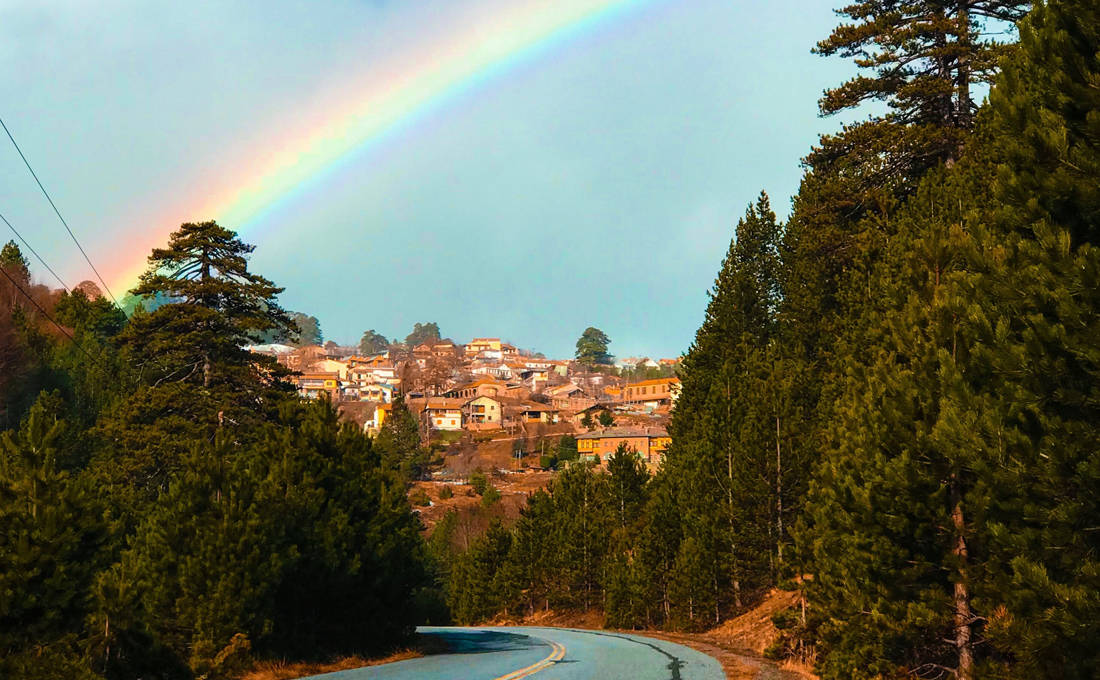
<box><xmin>0</xmin><ymin>0</ymin><xmax>858</xmax><ymax>359</ymax></box>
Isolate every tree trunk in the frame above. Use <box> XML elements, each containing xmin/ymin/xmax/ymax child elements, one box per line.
<box><xmin>951</xmin><ymin>479</ymin><xmax>974</xmax><ymax>680</ymax></box>
<box><xmin>955</xmin><ymin>1</ymin><xmax>973</xmax><ymax>131</ymax></box>
<box><xmin>776</xmin><ymin>415</ymin><xmax>783</xmax><ymax>566</ymax></box>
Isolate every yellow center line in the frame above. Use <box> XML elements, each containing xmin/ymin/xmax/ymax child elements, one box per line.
<box><xmin>493</xmin><ymin>637</ymin><xmax>566</xmax><ymax>680</ymax></box>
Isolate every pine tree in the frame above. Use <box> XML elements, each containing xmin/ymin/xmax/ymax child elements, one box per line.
<box><xmin>574</xmin><ymin>327</ymin><xmax>612</xmax><ymax>367</ymax></box>
<box><xmin>122</xmin><ymin>221</ymin><xmax>295</xmax><ymax>389</ymax></box>
<box><xmin>665</xmin><ymin>192</ymin><xmax>783</xmax><ymax>613</ymax></box>
<box><xmin>374</xmin><ymin>394</ymin><xmax>428</xmax><ymax>480</ymax></box>
<box><xmin>798</xmin><ymin>140</ymin><xmax>1015</xmax><ymax>679</ymax></box>
<box><xmin>0</xmin><ymin>395</ymin><xmax>105</xmax><ymax>667</ymax></box>
<box><xmin>603</xmin><ymin>444</ymin><xmax>650</xmax><ymax>628</ymax></box>
<box><xmin>551</xmin><ymin>463</ymin><xmax>610</xmax><ymax>611</ymax></box>
<box><xmin>979</xmin><ymin>2</ymin><xmax>1100</xmax><ymax>675</ymax></box>
<box><xmin>814</xmin><ymin>0</ymin><xmax>1029</xmax><ymax>180</ymax></box>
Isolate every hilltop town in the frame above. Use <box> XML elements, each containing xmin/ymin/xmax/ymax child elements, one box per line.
<box><xmin>249</xmin><ymin>335</ymin><xmax>680</xmax><ymax>473</ymax></box>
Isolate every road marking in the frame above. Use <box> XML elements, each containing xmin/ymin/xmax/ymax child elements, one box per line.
<box><xmin>494</xmin><ymin>638</ymin><xmax>566</xmax><ymax>680</ymax></box>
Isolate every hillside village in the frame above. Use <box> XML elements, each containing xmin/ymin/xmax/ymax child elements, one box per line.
<box><xmin>248</xmin><ymin>336</ymin><xmax>680</xmax><ymax>471</ymax></box>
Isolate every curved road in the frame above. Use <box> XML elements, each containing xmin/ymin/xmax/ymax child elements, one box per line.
<box><xmin>306</xmin><ymin>626</ymin><xmax>725</xmax><ymax>680</ymax></box>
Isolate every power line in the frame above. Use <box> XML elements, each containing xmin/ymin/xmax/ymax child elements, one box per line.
<box><xmin>0</xmin><ymin>211</ymin><xmax>70</xmax><ymax>292</ymax></box>
<box><xmin>0</xmin><ymin>116</ymin><xmax>119</xmax><ymax>305</ymax></box>
<box><xmin>0</xmin><ymin>264</ymin><xmax>105</xmax><ymax>369</ymax></box>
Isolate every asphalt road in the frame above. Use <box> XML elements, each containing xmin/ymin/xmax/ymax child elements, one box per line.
<box><xmin>305</xmin><ymin>626</ymin><xmax>725</xmax><ymax>680</ymax></box>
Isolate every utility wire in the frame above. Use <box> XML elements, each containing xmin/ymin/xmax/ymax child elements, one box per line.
<box><xmin>0</xmin><ymin>116</ymin><xmax>119</xmax><ymax>305</ymax></box>
<box><xmin>0</xmin><ymin>211</ymin><xmax>70</xmax><ymax>292</ymax></box>
<box><xmin>0</xmin><ymin>264</ymin><xmax>105</xmax><ymax>369</ymax></box>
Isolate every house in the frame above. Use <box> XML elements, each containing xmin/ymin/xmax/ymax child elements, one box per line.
<box><xmin>575</xmin><ymin>426</ymin><xmax>671</xmax><ymax>469</ymax></box>
<box><xmin>296</xmin><ymin>372</ymin><xmax>340</xmax><ymax>400</ymax></box>
<box><xmin>571</xmin><ymin>403</ymin><xmax>614</xmax><ymax>428</ymax></box>
<box><xmin>310</xmin><ymin>358</ymin><xmax>349</xmax><ymax>380</ymax></box>
<box><xmin>470</xmin><ymin>363</ymin><xmax>513</xmax><ymax>380</ymax></box>
<box><xmin>546</xmin><ymin>383</ymin><xmax>596</xmax><ymax>411</ymax></box>
<box><xmin>444</xmin><ymin>377</ymin><xmax>510</xmax><ymax>400</ymax></box>
<box><xmin>358</xmin><ymin>383</ymin><xmax>394</xmax><ymax>404</ymax></box>
<box><xmin>621</xmin><ymin>377</ymin><xmax>681</xmax><ymax>408</ymax></box>
<box><xmin>361</xmin><ymin>402</ymin><xmax>391</xmax><ymax>434</ymax></box>
<box><xmin>417</xmin><ymin>397</ymin><xmax>465</xmax><ymax>431</ymax></box>
<box><xmin>505</xmin><ymin>402</ymin><xmax>558</xmax><ymax>426</ymax></box>
<box><xmin>465</xmin><ymin>337</ymin><xmax>502</xmax><ymax>358</ymax></box>
<box><xmin>349</xmin><ymin>363</ymin><xmax>398</xmax><ymax>385</ymax></box>
<box><xmin>432</xmin><ymin>342</ymin><xmax>459</xmax><ymax>359</ymax></box>
<box><xmin>463</xmin><ymin>395</ymin><xmax>503</xmax><ymax>428</ymax></box>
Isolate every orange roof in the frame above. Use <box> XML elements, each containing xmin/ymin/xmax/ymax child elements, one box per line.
<box><xmin>626</xmin><ymin>377</ymin><xmax>681</xmax><ymax>388</ymax></box>
<box><xmin>299</xmin><ymin>371</ymin><xmax>340</xmax><ymax>380</ymax></box>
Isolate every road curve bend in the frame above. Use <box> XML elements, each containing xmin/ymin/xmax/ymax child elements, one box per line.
<box><xmin>305</xmin><ymin>626</ymin><xmax>725</xmax><ymax>680</ymax></box>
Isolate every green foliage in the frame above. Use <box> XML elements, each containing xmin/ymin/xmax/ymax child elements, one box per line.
<box><xmin>0</xmin><ymin>395</ymin><xmax>106</xmax><ymax>653</ymax></box>
<box><xmin>597</xmin><ymin>410</ymin><xmax>614</xmax><ymax>427</ymax></box>
<box><xmin>288</xmin><ymin>312</ymin><xmax>322</xmax><ymax>346</ymax></box>
<box><xmin>359</xmin><ymin>328</ymin><xmax>389</xmax><ymax>355</ymax></box>
<box><xmin>574</xmin><ymin>327</ymin><xmax>612</xmax><ymax>366</ymax></box>
<box><xmin>404</xmin><ymin>322</ymin><xmax>441</xmax><ymax>347</ymax></box>
<box><xmin>480</xmin><ymin>484</ymin><xmax>501</xmax><ymax>507</ymax></box>
<box><xmin>664</xmin><ymin>192</ymin><xmax>788</xmax><ymax>619</ymax></box>
<box><xmin>0</xmin><ymin>225</ymin><xmax>436</xmax><ymax>678</ymax></box>
<box><xmin>410</xmin><ymin>487</ymin><xmax>431</xmax><ymax>507</ymax></box>
<box><xmin>468</xmin><ymin>470</ymin><xmax>489</xmax><ymax>496</ymax></box>
<box><xmin>814</xmin><ymin>0</ymin><xmax>1029</xmax><ymax>180</ymax></box>
<box><xmin>556</xmin><ymin>434</ymin><xmax>578</xmax><ymax>462</ymax></box>
<box><xmin>1</xmin><ymin>240</ymin><xmax>30</xmax><ymax>275</ymax></box>
<box><xmin>121</xmin><ymin>221</ymin><xmax>296</xmax><ymax>391</ymax></box>
<box><xmin>438</xmin><ymin>484</ymin><xmax>453</xmax><ymax>500</ymax></box>
<box><xmin>374</xmin><ymin>395</ymin><xmax>428</xmax><ymax>480</ymax></box>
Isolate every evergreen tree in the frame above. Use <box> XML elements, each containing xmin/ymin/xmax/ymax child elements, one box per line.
<box><xmin>814</xmin><ymin>0</ymin><xmax>1029</xmax><ymax>178</ymax></box>
<box><xmin>603</xmin><ymin>445</ymin><xmax>650</xmax><ymax>628</ymax></box>
<box><xmin>404</xmin><ymin>322</ymin><xmax>441</xmax><ymax>347</ymax></box>
<box><xmin>122</xmin><ymin>220</ymin><xmax>295</xmax><ymax>389</ymax></box>
<box><xmin>374</xmin><ymin>395</ymin><xmax>428</xmax><ymax>480</ymax></box>
<box><xmin>0</xmin><ymin>395</ymin><xmax>105</xmax><ymax>674</ymax></box>
<box><xmin>359</xmin><ymin>328</ymin><xmax>389</xmax><ymax>355</ymax></box>
<box><xmin>288</xmin><ymin>312</ymin><xmax>322</xmax><ymax>346</ymax></box>
<box><xmin>574</xmin><ymin>327</ymin><xmax>612</xmax><ymax>366</ymax></box>
<box><xmin>979</xmin><ymin>2</ymin><xmax>1100</xmax><ymax>675</ymax></box>
<box><xmin>552</xmin><ymin>463</ymin><xmax>611</xmax><ymax>611</ymax></box>
<box><xmin>665</xmin><ymin>192</ymin><xmax>783</xmax><ymax>613</ymax></box>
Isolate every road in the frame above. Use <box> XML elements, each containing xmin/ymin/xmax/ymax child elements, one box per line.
<box><xmin>305</xmin><ymin>626</ymin><xmax>725</xmax><ymax>680</ymax></box>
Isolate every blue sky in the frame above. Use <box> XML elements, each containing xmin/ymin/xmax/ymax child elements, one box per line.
<box><xmin>0</xmin><ymin>0</ymin><xmax>857</xmax><ymax>358</ymax></box>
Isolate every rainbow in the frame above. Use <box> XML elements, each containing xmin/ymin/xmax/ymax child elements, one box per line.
<box><xmin>111</xmin><ymin>0</ymin><xmax>658</xmax><ymax>294</ymax></box>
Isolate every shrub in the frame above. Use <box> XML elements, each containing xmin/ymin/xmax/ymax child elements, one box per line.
<box><xmin>468</xmin><ymin>470</ymin><xmax>489</xmax><ymax>496</ymax></box>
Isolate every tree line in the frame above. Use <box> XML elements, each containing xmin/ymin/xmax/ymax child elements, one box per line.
<box><xmin>0</xmin><ymin>222</ymin><xmax>437</xmax><ymax>679</ymax></box>
<box><xmin>441</xmin><ymin>2</ymin><xmax>1100</xmax><ymax>678</ymax></box>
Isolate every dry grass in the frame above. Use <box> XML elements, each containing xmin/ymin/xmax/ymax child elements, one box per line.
<box><xmin>239</xmin><ymin>649</ymin><xmax>420</xmax><ymax>680</ymax></box>
<box><xmin>708</xmin><ymin>588</ymin><xmax>799</xmax><ymax>655</ymax></box>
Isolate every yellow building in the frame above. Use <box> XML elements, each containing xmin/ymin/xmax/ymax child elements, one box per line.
<box><xmin>621</xmin><ymin>378</ymin><xmax>681</xmax><ymax>408</ymax></box>
<box><xmin>576</xmin><ymin>427</ymin><xmax>670</xmax><ymax>469</ymax></box>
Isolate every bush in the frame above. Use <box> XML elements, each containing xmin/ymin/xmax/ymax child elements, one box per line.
<box><xmin>481</xmin><ymin>485</ymin><xmax>501</xmax><ymax>507</ymax></box>
<box><xmin>468</xmin><ymin>470</ymin><xmax>489</xmax><ymax>496</ymax></box>
<box><xmin>438</xmin><ymin>485</ymin><xmax>454</xmax><ymax>500</ymax></box>
<box><xmin>409</xmin><ymin>488</ymin><xmax>431</xmax><ymax>507</ymax></box>
<box><xmin>771</xmin><ymin>607</ymin><xmax>799</xmax><ymax>630</ymax></box>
